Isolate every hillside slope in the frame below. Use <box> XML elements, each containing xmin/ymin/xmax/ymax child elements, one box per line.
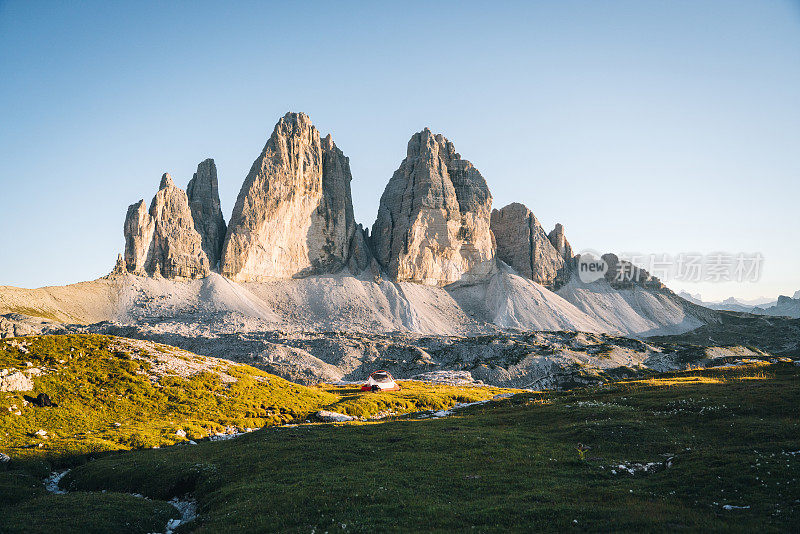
<box><xmin>3</xmin><ymin>361</ymin><xmax>796</xmax><ymax>533</ymax></box>
<box><xmin>0</xmin><ymin>335</ymin><xmax>513</xmax><ymax>460</ymax></box>
<box><xmin>0</xmin><ymin>270</ymin><xmax>711</xmax><ymax>337</ymax></box>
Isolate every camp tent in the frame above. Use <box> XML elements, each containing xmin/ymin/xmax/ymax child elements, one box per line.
<box><xmin>361</xmin><ymin>370</ymin><xmax>400</xmax><ymax>392</ymax></box>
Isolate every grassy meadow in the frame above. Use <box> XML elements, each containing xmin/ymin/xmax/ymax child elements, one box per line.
<box><xmin>0</xmin><ymin>335</ymin><xmax>797</xmax><ymax>532</ymax></box>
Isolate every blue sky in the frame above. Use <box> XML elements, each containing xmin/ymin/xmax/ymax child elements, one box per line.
<box><xmin>1</xmin><ymin>0</ymin><xmax>798</xmax><ymax>300</ymax></box>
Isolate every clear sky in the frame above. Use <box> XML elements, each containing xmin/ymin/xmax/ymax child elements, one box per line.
<box><xmin>1</xmin><ymin>0</ymin><xmax>798</xmax><ymax>301</ymax></box>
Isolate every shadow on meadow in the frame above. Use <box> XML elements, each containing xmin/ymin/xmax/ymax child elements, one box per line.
<box><xmin>1</xmin><ymin>356</ymin><xmax>797</xmax><ymax>533</ymax></box>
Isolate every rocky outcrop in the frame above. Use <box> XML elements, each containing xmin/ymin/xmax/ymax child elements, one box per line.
<box><xmin>0</xmin><ymin>369</ymin><xmax>34</xmax><ymax>392</ymax></box>
<box><xmin>348</xmin><ymin>224</ymin><xmax>377</xmax><ymax>275</ymax></box>
<box><xmin>123</xmin><ymin>174</ymin><xmax>210</xmax><ymax>279</ymax></box>
<box><xmin>753</xmin><ymin>294</ymin><xmax>800</xmax><ymax>319</ymax></box>
<box><xmin>315</xmin><ymin>410</ymin><xmax>355</xmax><ymax>422</ymax></box>
<box><xmin>123</xmin><ymin>200</ymin><xmax>155</xmax><ymax>274</ymax></box>
<box><xmin>315</xmin><ymin>134</ymin><xmax>361</xmax><ymax>273</ymax></box>
<box><xmin>220</xmin><ymin>113</ymin><xmax>364</xmax><ymax>281</ymax></box>
<box><xmin>547</xmin><ymin>223</ymin><xmax>573</xmax><ymax>263</ymax></box>
<box><xmin>601</xmin><ymin>253</ymin><xmax>665</xmax><ymax>290</ymax></box>
<box><xmin>187</xmin><ymin>159</ymin><xmax>226</xmax><ymax>269</ymax></box>
<box><xmin>490</xmin><ymin>203</ymin><xmax>566</xmax><ymax>288</ymax></box>
<box><xmin>371</xmin><ymin>128</ymin><xmax>495</xmax><ymax>286</ymax></box>
<box><xmin>111</xmin><ymin>253</ymin><xmax>126</xmax><ymax>275</ymax></box>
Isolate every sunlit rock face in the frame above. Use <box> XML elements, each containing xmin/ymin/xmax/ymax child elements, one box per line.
<box><xmin>491</xmin><ymin>202</ymin><xmax>566</xmax><ymax>288</ymax></box>
<box><xmin>220</xmin><ymin>112</ymin><xmax>363</xmax><ymax>281</ymax></box>
<box><xmin>371</xmin><ymin>128</ymin><xmax>495</xmax><ymax>286</ymax></box>
<box><xmin>123</xmin><ymin>173</ymin><xmax>210</xmax><ymax>279</ymax></box>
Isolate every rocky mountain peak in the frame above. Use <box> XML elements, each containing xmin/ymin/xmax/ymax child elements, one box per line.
<box><xmin>601</xmin><ymin>253</ymin><xmax>665</xmax><ymax>290</ymax></box>
<box><xmin>220</xmin><ymin>112</ymin><xmax>366</xmax><ymax>281</ymax></box>
<box><xmin>491</xmin><ymin>202</ymin><xmax>567</xmax><ymax>288</ymax></box>
<box><xmin>371</xmin><ymin>129</ymin><xmax>495</xmax><ymax>285</ymax></box>
<box><xmin>159</xmin><ymin>173</ymin><xmax>175</xmax><ymax>190</ymax></box>
<box><xmin>123</xmin><ymin>173</ymin><xmax>210</xmax><ymax>279</ymax></box>
<box><xmin>548</xmin><ymin>223</ymin><xmax>573</xmax><ymax>262</ymax></box>
<box><xmin>187</xmin><ymin>158</ymin><xmax>226</xmax><ymax>269</ymax></box>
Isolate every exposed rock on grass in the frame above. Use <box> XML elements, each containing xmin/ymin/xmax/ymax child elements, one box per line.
<box><xmin>315</xmin><ymin>410</ymin><xmax>355</xmax><ymax>422</ymax></box>
<box><xmin>0</xmin><ymin>370</ymin><xmax>34</xmax><ymax>392</ymax></box>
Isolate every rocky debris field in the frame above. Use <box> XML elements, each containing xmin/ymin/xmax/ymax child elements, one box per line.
<box><xmin>0</xmin><ymin>315</ymin><xmax>785</xmax><ymax>389</ymax></box>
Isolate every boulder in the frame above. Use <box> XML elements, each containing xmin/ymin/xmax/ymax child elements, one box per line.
<box><xmin>491</xmin><ymin>203</ymin><xmax>566</xmax><ymax>288</ymax></box>
<box><xmin>24</xmin><ymin>392</ymin><xmax>57</xmax><ymax>407</ymax></box>
<box><xmin>0</xmin><ymin>370</ymin><xmax>33</xmax><ymax>392</ymax></box>
<box><xmin>348</xmin><ymin>224</ymin><xmax>378</xmax><ymax>275</ymax></box>
<box><xmin>123</xmin><ymin>173</ymin><xmax>210</xmax><ymax>279</ymax></box>
<box><xmin>315</xmin><ymin>410</ymin><xmax>355</xmax><ymax>422</ymax></box>
<box><xmin>187</xmin><ymin>159</ymin><xmax>227</xmax><ymax>269</ymax></box>
<box><xmin>371</xmin><ymin>128</ymin><xmax>495</xmax><ymax>285</ymax></box>
<box><xmin>220</xmin><ymin>112</ymin><xmax>366</xmax><ymax>281</ymax></box>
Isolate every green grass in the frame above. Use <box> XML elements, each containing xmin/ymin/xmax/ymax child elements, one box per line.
<box><xmin>1</xmin><ymin>335</ymin><xmax>798</xmax><ymax>532</ymax></box>
<box><xmin>0</xmin><ymin>335</ymin><xmax>510</xmax><ymax>463</ymax></box>
<box><xmin>319</xmin><ymin>381</ymin><xmax>512</xmax><ymax>419</ymax></box>
<box><xmin>0</xmin><ymin>335</ymin><xmax>338</xmax><ymax>460</ymax></box>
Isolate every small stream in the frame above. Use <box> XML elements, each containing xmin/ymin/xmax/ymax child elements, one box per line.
<box><xmin>43</xmin><ymin>468</ymin><xmax>196</xmax><ymax>533</ymax></box>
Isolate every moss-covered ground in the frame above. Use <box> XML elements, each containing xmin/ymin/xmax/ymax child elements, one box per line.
<box><xmin>1</xmin><ymin>335</ymin><xmax>798</xmax><ymax>532</ymax></box>
<box><xmin>0</xmin><ymin>335</ymin><xmax>512</xmax><ymax>461</ymax></box>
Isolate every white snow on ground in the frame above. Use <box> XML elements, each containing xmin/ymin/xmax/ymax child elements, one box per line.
<box><xmin>431</xmin><ymin>400</ymin><xmax>489</xmax><ymax>418</ymax></box>
<box><xmin>207</xmin><ymin>426</ymin><xmax>259</xmax><ymax>441</ymax></box>
<box><xmin>609</xmin><ymin>460</ymin><xmax>671</xmax><ymax>475</ymax></box>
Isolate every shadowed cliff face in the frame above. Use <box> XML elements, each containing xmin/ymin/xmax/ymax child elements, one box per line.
<box><xmin>371</xmin><ymin>128</ymin><xmax>495</xmax><ymax>286</ymax></box>
<box><xmin>187</xmin><ymin>159</ymin><xmax>227</xmax><ymax>270</ymax></box>
<box><xmin>219</xmin><ymin>112</ymin><xmax>362</xmax><ymax>282</ymax></box>
<box><xmin>491</xmin><ymin>202</ymin><xmax>569</xmax><ymax>289</ymax></box>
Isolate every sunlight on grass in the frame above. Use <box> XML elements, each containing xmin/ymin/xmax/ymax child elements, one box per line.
<box><xmin>0</xmin><ymin>335</ymin><xmax>521</xmax><ymax>462</ymax></box>
<box><xmin>621</xmin><ymin>376</ymin><xmax>726</xmax><ymax>387</ymax></box>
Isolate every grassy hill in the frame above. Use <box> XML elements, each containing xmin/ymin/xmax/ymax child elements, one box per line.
<box><xmin>0</xmin><ymin>334</ymin><xmax>796</xmax><ymax>532</ymax></box>
<box><xmin>0</xmin><ymin>335</ymin><xmax>513</xmax><ymax>460</ymax></box>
